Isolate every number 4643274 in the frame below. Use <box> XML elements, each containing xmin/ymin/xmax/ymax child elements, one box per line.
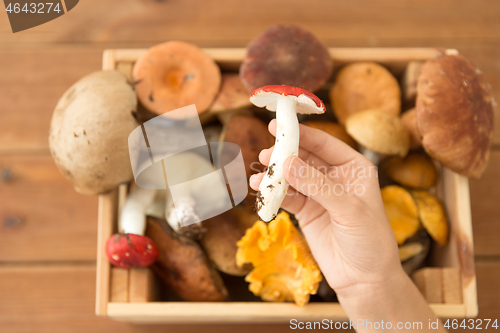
<box><xmin>5</xmin><ymin>3</ymin><xmax>61</xmax><ymax>14</ymax></box>
<box><xmin>444</xmin><ymin>319</ymin><xmax>498</xmax><ymax>330</ymax></box>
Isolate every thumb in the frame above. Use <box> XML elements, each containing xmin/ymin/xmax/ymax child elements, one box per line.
<box><xmin>283</xmin><ymin>155</ymin><xmax>347</xmax><ymax>211</ymax></box>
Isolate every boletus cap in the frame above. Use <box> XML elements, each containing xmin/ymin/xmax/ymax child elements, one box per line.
<box><xmin>331</xmin><ymin>62</ymin><xmax>401</xmax><ymax>124</ymax></box>
<box><xmin>416</xmin><ymin>54</ymin><xmax>494</xmax><ymax>179</ymax></box>
<box><xmin>303</xmin><ymin>121</ymin><xmax>357</xmax><ymax>149</ymax></box>
<box><xmin>345</xmin><ymin>109</ymin><xmax>410</xmax><ymax>157</ymax></box>
<box><xmin>240</xmin><ymin>24</ymin><xmax>333</xmax><ymax>93</ymax></box>
<box><xmin>209</xmin><ymin>73</ymin><xmax>251</xmax><ymax>112</ymax></box>
<box><xmin>384</xmin><ymin>152</ymin><xmax>438</xmax><ymax>189</ymax></box>
<box><xmin>133</xmin><ymin>41</ymin><xmax>221</xmax><ymax>118</ymax></box>
<box><xmin>401</xmin><ymin>108</ymin><xmax>422</xmax><ymax>149</ymax></box>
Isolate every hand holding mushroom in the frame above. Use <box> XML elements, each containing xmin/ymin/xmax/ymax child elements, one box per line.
<box><xmin>249</xmin><ymin>122</ymin><xmax>445</xmax><ymax>325</ymax></box>
<box><xmin>250</xmin><ymin>85</ymin><xmax>326</xmax><ymax>222</ymax></box>
<box><xmin>249</xmin><ymin>121</ymin><xmax>402</xmax><ymax>294</ymax></box>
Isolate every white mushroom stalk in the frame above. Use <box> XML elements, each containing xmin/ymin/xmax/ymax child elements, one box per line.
<box><xmin>358</xmin><ymin>145</ymin><xmax>382</xmax><ymax>166</ymax></box>
<box><xmin>256</xmin><ymin>97</ymin><xmax>299</xmax><ymax>222</ymax></box>
<box><xmin>163</xmin><ymin>151</ymin><xmax>229</xmax><ymax>239</ymax></box>
<box><xmin>120</xmin><ymin>187</ymin><xmax>158</xmax><ymax>235</ymax></box>
<box><xmin>250</xmin><ymin>85</ymin><xmax>326</xmax><ymax>222</ymax></box>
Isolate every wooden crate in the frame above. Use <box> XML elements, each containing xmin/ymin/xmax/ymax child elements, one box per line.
<box><xmin>95</xmin><ymin>48</ymin><xmax>477</xmax><ymax>323</ymax></box>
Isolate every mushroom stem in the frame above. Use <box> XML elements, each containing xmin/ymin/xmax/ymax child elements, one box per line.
<box><xmin>165</xmin><ymin>195</ymin><xmax>205</xmax><ymax>240</ymax></box>
<box><xmin>119</xmin><ymin>187</ymin><xmax>158</xmax><ymax>235</ymax></box>
<box><xmin>257</xmin><ymin>97</ymin><xmax>299</xmax><ymax>222</ymax></box>
<box><xmin>359</xmin><ymin>145</ymin><xmax>381</xmax><ymax>165</ymax></box>
<box><xmin>107</xmin><ymin>187</ymin><xmax>160</xmax><ymax>269</ymax></box>
<box><xmin>163</xmin><ymin>152</ymin><xmax>228</xmax><ymax>239</ymax></box>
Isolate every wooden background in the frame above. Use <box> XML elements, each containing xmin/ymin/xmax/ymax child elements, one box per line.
<box><xmin>0</xmin><ymin>1</ymin><xmax>499</xmax><ymax>332</ymax></box>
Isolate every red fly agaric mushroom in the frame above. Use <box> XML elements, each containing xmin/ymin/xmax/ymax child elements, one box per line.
<box><xmin>330</xmin><ymin>62</ymin><xmax>401</xmax><ymax>124</ymax></box>
<box><xmin>106</xmin><ymin>187</ymin><xmax>159</xmax><ymax>269</ymax></box>
<box><xmin>250</xmin><ymin>85</ymin><xmax>326</xmax><ymax>222</ymax></box>
<box><xmin>416</xmin><ymin>54</ymin><xmax>494</xmax><ymax>178</ymax></box>
<box><xmin>240</xmin><ymin>24</ymin><xmax>333</xmax><ymax>93</ymax></box>
<box><xmin>133</xmin><ymin>41</ymin><xmax>221</xmax><ymax>119</ymax></box>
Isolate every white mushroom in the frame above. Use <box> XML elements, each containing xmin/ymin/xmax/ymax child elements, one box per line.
<box><xmin>249</xmin><ymin>85</ymin><xmax>326</xmax><ymax>222</ymax></box>
<box><xmin>163</xmin><ymin>151</ymin><xmax>231</xmax><ymax>239</ymax></box>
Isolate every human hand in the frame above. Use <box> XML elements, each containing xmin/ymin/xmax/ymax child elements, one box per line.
<box><xmin>249</xmin><ymin>119</ymin><xmax>403</xmax><ymax>297</ymax></box>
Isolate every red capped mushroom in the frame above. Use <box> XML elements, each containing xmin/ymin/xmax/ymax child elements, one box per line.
<box><xmin>105</xmin><ymin>187</ymin><xmax>159</xmax><ymax>268</ymax></box>
<box><xmin>250</xmin><ymin>85</ymin><xmax>326</xmax><ymax>222</ymax></box>
<box><xmin>106</xmin><ymin>233</ymin><xmax>159</xmax><ymax>269</ymax></box>
<box><xmin>240</xmin><ymin>24</ymin><xmax>333</xmax><ymax>93</ymax></box>
<box><xmin>132</xmin><ymin>41</ymin><xmax>221</xmax><ymax>119</ymax></box>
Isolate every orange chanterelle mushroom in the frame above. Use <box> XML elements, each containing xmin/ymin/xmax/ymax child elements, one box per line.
<box><xmin>236</xmin><ymin>212</ymin><xmax>322</xmax><ymax>307</ymax></box>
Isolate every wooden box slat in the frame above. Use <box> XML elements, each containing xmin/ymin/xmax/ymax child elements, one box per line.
<box><xmin>96</xmin><ymin>47</ymin><xmax>477</xmax><ymax>323</ymax></box>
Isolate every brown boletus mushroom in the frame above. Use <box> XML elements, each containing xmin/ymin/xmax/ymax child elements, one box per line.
<box><xmin>416</xmin><ymin>54</ymin><xmax>494</xmax><ymax>179</ymax></box>
<box><xmin>345</xmin><ymin>109</ymin><xmax>410</xmax><ymax>165</ymax></box>
<box><xmin>330</xmin><ymin>62</ymin><xmax>401</xmax><ymax>124</ymax></box>
<box><xmin>146</xmin><ymin>216</ymin><xmax>228</xmax><ymax>301</ymax></box>
<box><xmin>133</xmin><ymin>41</ymin><xmax>221</xmax><ymax>119</ymax></box>
<box><xmin>383</xmin><ymin>152</ymin><xmax>438</xmax><ymax>189</ymax></box>
<box><xmin>209</xmin><ymin>73</ymin><xmax>251</xmax><ymax>112</ymax></box>
<box><xmin>240</xmin><ymin>24</ymin><xmax>333</xmax><ymax>93</ymax></box>
<box><xmin>201</xmin><ymin>206</ymin><xmax>257</xmax><ymax>276</ymax></box>
<box><xmin>302</xmin><ymin>121</ymin><xmax>357</xmax><ymax>150</ymax></box>
<box><xmin>401</xmin><ymin>108</ymin><xmax>422</xmax><ymax>149</ymax></box>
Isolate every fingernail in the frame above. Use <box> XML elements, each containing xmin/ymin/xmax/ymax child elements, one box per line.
<box><xmin>249</xmin><ymin>174</ymin><xmax>259</xmax><ymax>187</ymax></box>
<box><xmin>258</xmin><ymin>149</ymin><xmax>267</xmax><ymax>161</ymax></box>
<box><xmin>287</xmin><ymin>156</ymin><xmax>306</xmax><ymax>178</ymax></box>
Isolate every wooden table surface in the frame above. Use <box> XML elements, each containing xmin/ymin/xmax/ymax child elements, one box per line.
<box><xmin>0</xmin><ymin>1</ymin><xmax>499</xmax><ymax>332</ymax></box>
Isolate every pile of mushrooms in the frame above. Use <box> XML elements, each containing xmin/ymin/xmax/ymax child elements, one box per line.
<box><xmin>48</xmin><ymin>22</ymin><xmax>493</xmax><ymax>305</ymax></box>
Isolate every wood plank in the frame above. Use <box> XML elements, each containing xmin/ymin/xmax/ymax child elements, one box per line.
<box><xmin>0</xmin><ymin>155</ymin><xmax>98</xmax><ymax>261</ymax></box>
<box><xmin>412</xmin><ymin>268</ymin><xmax>444</xmax><ymax>303</ymax></box>
<box><xmin>469</xmin><ymin>150</ymin><xmax>500</xmax><ymax>256</ymax></box>
<box><xmin>443</xmin><ymin>268</ymin><xmax>463</xmax><ymax>304</ymax></box>
<box><xmin>0</xmin><ymin>265</ymin><xmax>301</xmax><ymax>332</ymax></box>
<box><xmin>452</xmin><ymin>261</ymin><xmax>500</xmax><ymax>332</ymax></box>
<box><xmin>128</xmin><ymin>268</ymin><xmax>156</xmax><ymax>303</ymax></box>
<box><xmin>95</xmin><ymin>189</ymin><xmax>119</xmax><ymax>316</ymax></box>
<box><xmin>110</xmin><ymin>268</ymin><xmax>129</xmax><ymax>303</ymax></box>
<box><xmin>0</xmin><ymin>47</ymin><xmax>102</xmax><ymax>152</ymax></box>
<box><xmin>0</xmin><ymin>262</ymin><xmax>498</xmax><ymax>331</ymax></box>
<box><xmin>1</xmin><ymin>0</ymin><xmax>500</xmax><ymax>46</ymax></box>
